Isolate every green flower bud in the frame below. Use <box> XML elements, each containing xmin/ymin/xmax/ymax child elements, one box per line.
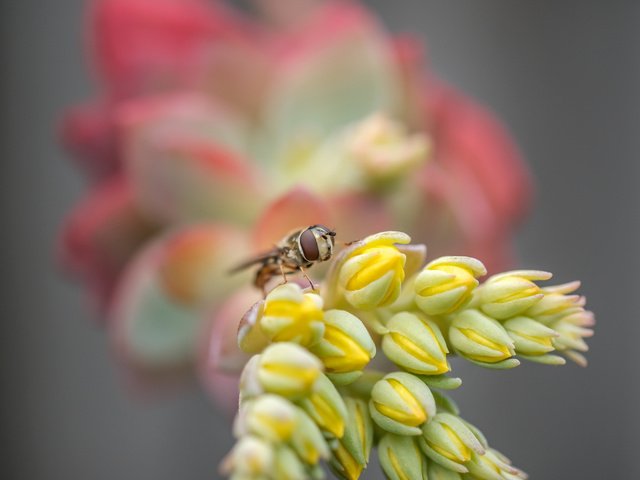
<box><xmin>503</xmin><ymin>316</ymin><xmax>558</xmax><ymax>356</ymax></box>
<box><xmin>414</xmin><ymin>256</ymin><xmax>486</xmax><ymax>315</ymax></box>
<box><xmin>382</xmin><ymin>311</ymin><xmax>450</xmax><ymax>375</ymax></box>
<box><xmin>258</xmin><ymin>342</ymin><xmax>323</xmax><ymax>400</ymax></box>
<box><xmin>479</xmin><ymin>270</ymin><xmax>551</xmax><ymax>320</ymax></box>
<box><xmin>289</xmin><ymin>407</ymin><xmax>330</xmax><ymax>466</ymax></box>
<box><xmin>329</xmin><ymin>398</ymin><xmax>373</xmax><ymax>480</ymax></box>
<box><xmin>449</xmin><ymin>310</ymin><xmax>518</xmax><ymax>369</ymax></box>
<box><xmin>467</xmin><ymin>449</ymin><xmax>527</xmax><ymax>480</ymax></box>
<box><xmin>551</xmin><ymin>309</ymin><xmax>594</xmax><ymax>367</ymax></box>
<box><xmin>260</xmin><ymin>283</ymin><xmax>325</xmax><ymax>347</ymax></box>
<box><xmin>221</xmin><ymin>436</ymin><xmax>274</xmax><ymax>478</ymax></box>
<box><xmin>370</xmin><ymin>372</ymin><xmax>436</xmax><ymax>436</ymax></box>
<box><xmin>274</xmin><ymin>445</ymin><xmax>307</xmax><ymax>480</ymax></box>
<box><xmin>310</xmin><ymin>309</ymin><xmax>376</xmax><ymax>385</ymax></box>
<box><xmin>420</xmin><ymin>413</ymin><xmax>484</xmax><ymax>473</ymax></box>
<box><xmin>428</xmin><ymin>462</ymin><xmax>464</xmax><ymax>479</ymax></box>
<box><xmin>378</xmin><ymin>434</ymin><xmax>428</xmax><ymax>480</ymax></box>
<box><xmin>525</xmin><ymin>290</ymin><xmax>583</xmax><ymax>325</ymax></box>
<box><xmin>338</xmin><ymin>232</ymin><xmax>409</xmax><ymax>309</ymax></box>
<box><xmin>299</xmin><ymin>373</ymin><xmax>348</xmax><ymax>438</ymax></box>
<box><xmin>242</xmin><ymin>394</ymin><xmax>297</xmax><ymax>442</ymax></box>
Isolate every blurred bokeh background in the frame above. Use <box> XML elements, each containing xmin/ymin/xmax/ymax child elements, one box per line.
<box><xmin>1</xmin><ymin>1</ymin><xmax>638</xmax><ymax>479</ymax></box>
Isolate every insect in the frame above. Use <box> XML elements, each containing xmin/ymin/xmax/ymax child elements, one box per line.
<box><xmin>230</xmin><ymin>225</ymin><xmax>336</xmax><ymax>296</ymax></box>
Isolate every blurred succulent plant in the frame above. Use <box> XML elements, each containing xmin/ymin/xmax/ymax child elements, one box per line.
<box><xmin>59</xmin><ymin>0</ymin><xmax>530</xmax><ymax>397</ymax></box>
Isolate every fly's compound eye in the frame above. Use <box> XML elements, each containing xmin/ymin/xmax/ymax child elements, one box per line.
<box><xmin>299</xmin><ymin>228</ymin><xmax>320</xmax><ymax>262</ymax></box>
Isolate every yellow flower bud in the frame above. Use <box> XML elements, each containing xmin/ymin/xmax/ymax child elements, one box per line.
<box><xmin>310</xmin><ymin>310</ymin><xmax>376</xmax><ymax>385</ymax></box>
<box><xmin>414</xmin><ymin>256</ymin><xmax>486</xmax><ymax>315</ymax></box>
<box><xmin>299</xmin><ymin>373</ymin><xmax>348</xmax><ymax>438</ymax></box>
<box><xmin>503</xmin><ymin>316</ymin><xmax>558</xmax><ymax>356</ymax></box>
<box><xmin>338</xmin><ymin>232</ymin><xmax>409</xmax><ymax>309</ymax></box>
<box><xmin>370</xmin><ymin>372</ymin><xmax>437</xmax><ymax>436</ymax></box>
<box><xmin>260</xmin><ymin>283</ymin><xmax>325</xmax><ymax>347</ymax></box>
<box><xmin>428</xmin><ymin>462</ymin><xmax>464</xmax><ymax>479</ymax></box>
<box><xmin>274</xmin><ymin>445</ymin><xmax>307</xmax><ymax>480</ymax></box>
<box><xmin>257</xmin><ymin>342</ymin><xmax>323</xmax><ymax>400</ymax></box>
<box><xmin>467</xmin><ymin>449</ymin><xmax>527</xmax><ymax>480</ymax></box>
<box><xmin>479</xmin><ymin>270</ymin><xmax>551</xmax><ymax>320</ymax></box>
<box><xmin>241</xmin><ymin>394</ymin><xmax>297</xmax><ymax>442</ymax></box>
<box><xmin>348</xmin><ymin>113</ymin><xmax>431</xmax><ymax>181</ymax></box>
<box><xmin>378</xmin><ymin>434</ymin><xmax>429</xmax><ymax>480</ymax></box>
<box><xmin>419</xmin><ymin>413</ymin><xmax>484</xmax><ymax>473</ymax></box>
<box><xmin>551</xmin><ymin>309</ymin><xmax>594</xmax><ymax>367</ymax></box>
<box><xmin>290</xmin><ymin>407</ymin><xmax>330</xmax><ymax>465</ymax></box>
<box><xmin>449</xmin><ymin>310</ymin><xmax>518</xmax><ymax>368</ymax></box>
<box><xmin>382</xmin><ymin>311</ymin><xmax>450</xmax><ymax>375</ymax></box>
<box><xmin>329</xmin><ymin>398</ymin><xmax>373</xmax><ymax>480</ymax></box>
<box><xmin>220</xmin><ymin>436</ymin><xmax>274</xmax><ymax>478</ymax></box>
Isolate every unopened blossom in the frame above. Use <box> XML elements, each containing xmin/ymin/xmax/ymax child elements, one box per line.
<box><xmin>337</xmin><ymin>231</ymin><xmax>409</xmax><ymax>309</ymax></box>
<box><xmin>503</xmin><ymin>316</ymin><xmax>561</xmax><ymax>359</ymax></box>
<box><xmin>428</xmin><ymin>462</ymin><xmax>464</xmax><ymax>479</ymax></box>
<box><xmin>479</xmin><ymin>270</ymin><xmax>551</xmax><ymax>320</ymax></box>
<box><xmin>348</xmin><ymin>112</ymin><xmax>431</xmax><ymax>182</ymax></box>
<box><xmin>420</xmin><ymin>413</ymin><xmax>485</xmax><ymax>473</ymax></box>
<box><xmin>414</xmin><ymin>256</ymin><xmax>486</xmax><ymax>316</ymax></box>
<box><xmin>290</xmin><ymin>407</ymin><xmax>330</xmax><ymax>465</ymax></box>
<box><xmin>449</xmin><ymin>309</ymin><xmax>518</xmax><ymax>368</ymax></box>
<box><xmin>240</xmin><ymin>394</ymin><xmax>297</xmax><ymax>442</ymax></box>
<box><xmin>382</xmin><ymin>311</ymin><xmax>450</xmax><ymax>375</ymax></box>
<box><xmin>467</xmin><ymin>449</ymin><xmax>528</xmax><ymax>480</ymax></box>
<box><xmin>273</xmin><ymin>445</ymin><xmax>307</xmax><ymax>480</ymax></box>
<box><xmin>370</xmin><ymin>372</ymin><xmax>436</xmax><ymax>436</ymax></box>
<box><xmin>298</xmin><ymin>373</ymin><xmax>348</xmax><ymax>438</ymax></box>
<box><xmin>526</xmin><ymin>281</ymin><xmax>584</xmax><ymax>325</ymax></box>
<box><xmin>378</xmin><ymin>434</ymin><xmax>429</xmax><ymax>480</ymax></box>
<box><xmin>257</xmin><ymin>342</ymin><xmax>323</xmax><ymax>399</ymax></box>
<box><xmin>260</xmin><ymin>283</ymin><xmax>325</xmax><ymax>346</ymax></box>
<box><xmin>551</xmin><ymin>309</ymin><xmax>595</xmax><ymax>366</ymax></box>
<box><xmin>310</xmin><ymin>309</ymin><xmax>376</xmax><ymax>384</ymax></box>
<box><xmin>220</xmin><ymin>436</ymin><xmax>274</xmax><ymax>478</ymax></box>
<box><xmin>329</xmin><ymin>397</ymin><xmax>373</xmax><ymax>480</ymax></box>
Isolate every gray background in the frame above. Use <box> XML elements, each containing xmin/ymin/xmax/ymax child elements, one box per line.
<box><xmin>1</xmin><ymin>1</ymin><xmax>638</xmax><ymax>478</ymax></box>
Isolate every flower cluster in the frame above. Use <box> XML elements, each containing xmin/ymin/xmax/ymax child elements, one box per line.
<box><xmin>224</xmin><ymin>231</ymin><xmax>594</xmax><ymax>478</ymax></box>
<box><xmin>58</xmin><ymin>0</ymin><xmax>531</xmax><ymax>394</ymax></box>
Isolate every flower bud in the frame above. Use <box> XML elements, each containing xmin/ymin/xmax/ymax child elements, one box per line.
<box><xmin>257</xmin><ymin>342</ymin><xmax>322</xmax><ymax>399</ymax></box>
<box><xmin>338</xmin><ymin>232</ymin><xmax>409</xmax><ymax>309</ymax></box>
<box><xmin>329</xmin><ymin>398</ymin><xmax>373</xmax><ymax>480</ymax></box>
<box><xmin>290</xmin><ymin>407</ymin><xmax>330</xmax><ymax>465</ymax></box>
<box><xmin>382</xmin><ymin>311</ymin><xmax>450</xmax><ymax>375</ymax></box>
<box><xmin>503</xmin><ymin>316</ymin><xmax>558</xmax><ymax>356</ymax></box>
<box><xmin>274</xmin><ymin>445</ymin><xmax>307</xmax><ymax>480</ymax></box>
<box><xmin>220</xmin><ymin>436</ymin><xmax>274</xmax><ymax>477</ymax></box>
<box><xmin>242</xmin><ymin>394</ymin><xmax>297</xmax><ymax>442</ymax></box>
<box><xmin>467</xmin><ymin>449</ymin><xmax>527</xmax><ymax>480</ymax></box>
<box><xmin>370</xmin><ymin>372</ymin><xmax>436</xmax><ymax>436</ymax></box>
<box><xmin>420</xmin><ymin>413</ymin><xmax>484</xmax><ymax>473</ymax></box>
<box><xmin>414</xmin><ymin>256</ymin><xmax>486</xmax><ymax>315</ymax></box>
<box><xmin>479</xmin><ymin>270</ymin><xmax>551</xmax><ymax>320</ymax></box>
<box><xmin>428</xmin><ymin>462</ymin><xmax>464</xmax><ymax>479</ymax></box>
<box><xmin>449</xmin><ymin>309</ymin><xmax>518</xmax><ymax>368</ymax></box>
<box><xmin>260</xmin><ymin>283</ymin><xmax>325</xmax><ymax>347</ymax></box>
<box><xmin>551</xmin><ymin>310</ymin><xmax>594</xmax><ymax>367</ymax></box>
<box><xmin>299</xmin><ymin>373</ymin><xmax>348</xmax><ymax>438</ymax></box>
<box><xmin>525</xmin><ymin>290</ymin><xmax>583</xmax><ymax>325</ymax></box>
<box><xmin>348</xmin><ymin>113</ymin><xmax>430</xmax><ymax>181</ymax></box>
<box><xmin>378</xmin><ymin>434</ymin><xmax>428</xmax><ymax>480</ymax></box>
<box><xmin>310</xmin><ymin>309</ymin><xmax>376</xmax><ymax>385</ymax></box>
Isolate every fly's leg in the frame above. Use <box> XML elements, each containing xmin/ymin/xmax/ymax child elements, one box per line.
<box><xmin>278</xmin><ymin>261</ymin><xmax>289</xmax><ymax>286</ymax></box>
<box><xmin>299</xmin><ymin>265</ymin><xmax>316</xmax><ymax>291</ymax></box>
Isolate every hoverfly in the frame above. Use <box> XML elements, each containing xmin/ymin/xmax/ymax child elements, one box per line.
<box><xmin>230</xmin><ymin>225</ymin><xmax>336</xmax><ymax>295</ymax></box>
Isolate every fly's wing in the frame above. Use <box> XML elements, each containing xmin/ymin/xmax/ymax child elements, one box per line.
<box><xmin>227</xmin><ymin>248</ymin><xmax>281</xmax><ymax>275</ymax></box>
